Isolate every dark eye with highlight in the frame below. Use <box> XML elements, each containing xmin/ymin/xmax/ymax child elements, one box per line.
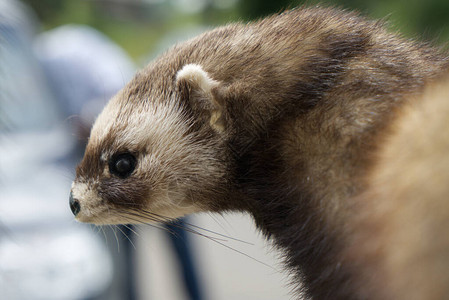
<box><xmin>109</xmin><ymin>153</ymin><xmax>137</xmax><ymax>179</ymax></box>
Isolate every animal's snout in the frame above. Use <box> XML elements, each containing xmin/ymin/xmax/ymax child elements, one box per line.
<box><xmin>69</xmin><ymin>191</ymin><xmax>81</xmax><ymax>216</ymax></box>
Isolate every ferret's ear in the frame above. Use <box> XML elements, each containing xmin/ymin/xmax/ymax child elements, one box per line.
<box><xmin>176</xmin><ymin>64</ymin><xmax>227</xmax><ymax>132</ymax></box>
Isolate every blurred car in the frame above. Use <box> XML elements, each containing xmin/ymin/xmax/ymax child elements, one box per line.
<box><xmin>0</xmin><ymin>1</ymin><xmax>113</xmax><ymax>299</ymax></box>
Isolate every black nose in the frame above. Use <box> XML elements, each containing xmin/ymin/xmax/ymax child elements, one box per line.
<box><xmin>69</xmin><ymin>191</ymin><xmax>81</xmax><ymax>216</ymax></box>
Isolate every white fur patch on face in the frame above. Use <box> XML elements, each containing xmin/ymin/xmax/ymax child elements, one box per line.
<box><xmin>88</xmin><ymin>92</ymin><xmax>123</xmax><ymax>148</ymax></box>
<box><xmin>176</xmin><ymin>64</ymin><xmax>219</xmax><ymax>95</ymax></box>
<box><xmin>71</xmin><ymin>181</ymin><xmax>122</xmax><ymax>224</ymax></box>
<box><xmin>132</xmin><ymin>189</ymin><xmax>201</xmax><ymax>223</ymax></box>
<box><xmin>71</xmin><ymin>182</ymin><xmax>100</xmax><ymax>221</ymax></box>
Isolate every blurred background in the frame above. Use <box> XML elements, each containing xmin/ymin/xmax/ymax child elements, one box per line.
<box><xmin>1</xmin><ymin>0</ymin><xmax>448</xmax><ymax>299</ymax></box>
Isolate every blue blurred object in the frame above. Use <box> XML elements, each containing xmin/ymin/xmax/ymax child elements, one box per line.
<box><xmin>0</xmin><ymin>1</ymin><xmax>113</xmax><ymax>300</ymax></box>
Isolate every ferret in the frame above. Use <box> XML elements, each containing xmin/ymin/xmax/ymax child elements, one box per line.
<box><xmin>69</xmin><ymin>6</ymin><xmax>449</xmax><ymax>299</ymax></box>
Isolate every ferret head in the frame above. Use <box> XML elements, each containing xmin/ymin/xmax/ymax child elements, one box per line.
<box><xmin>70</xmin><ymin>63</ymin><xmax>231</xmax><ymax>225</ymax></box>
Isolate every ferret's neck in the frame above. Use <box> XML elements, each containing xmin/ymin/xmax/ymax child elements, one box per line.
<box><xmin>230</xmin><ymin>109</ymin><xmax>374</xmax><ymax>298</ymax></box>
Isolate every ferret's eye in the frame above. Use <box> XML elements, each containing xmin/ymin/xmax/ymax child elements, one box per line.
<box><xmin>109</xmin><ymin>153</ymin><xmax>137</xmax><ymax>178</ymax></box>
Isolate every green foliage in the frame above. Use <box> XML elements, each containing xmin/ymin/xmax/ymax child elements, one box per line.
<box><xmin>238</xmin><ymin>0</ymin><xmax>296</xmax><ymax>20</ymax></box>
<box><xmin>21</xmin><ymin>0</ymin><xmax>449</xmax><ymax>60</ymax></box>
<box><xmin>237</xmin><ymin>0</ymin><xmax>449</xmax><ymax>44</ymax></box>
<box><xmin>21</xmin><ymin>0</ymin><xmax>66</xmax><ymax>22</ymax></box>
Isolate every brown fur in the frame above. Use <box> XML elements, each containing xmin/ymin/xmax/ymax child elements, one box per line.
<box><xmin>343</xmin><ymin>75</ymin><xmax>449</xmax><ymax>300</ymax></box>
<box><xmin>71</xmin><ymin>7</ymin><xmax>449</xmax><ymax>299</ymax></box>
